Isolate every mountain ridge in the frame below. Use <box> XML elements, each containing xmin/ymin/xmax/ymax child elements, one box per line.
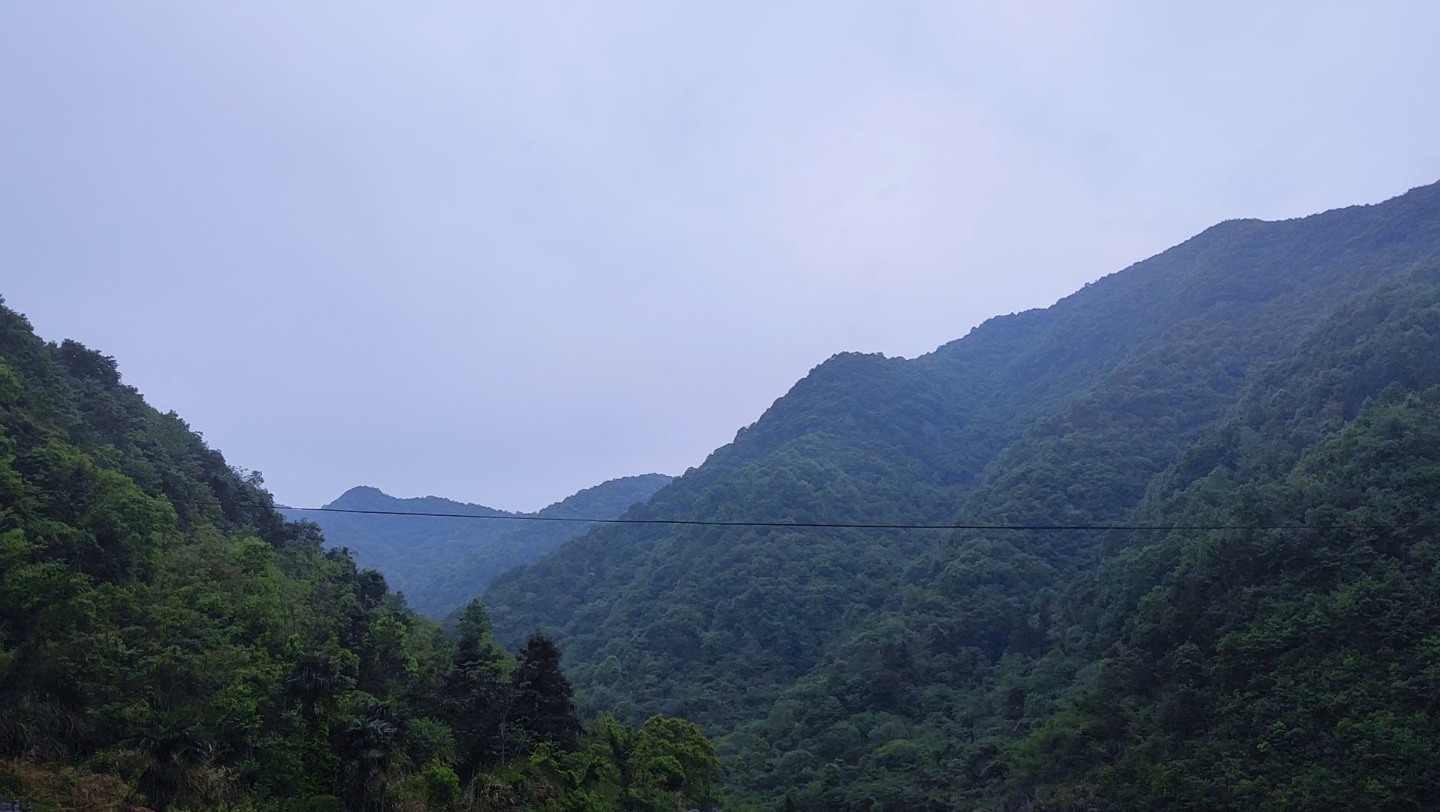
<box><xmin>481</xmin><ymin>179</ymin><xmax>1440</xmax><ymax>809</ymax></box>
<box><xmin>324</xmin><ymin>485</ymin><xmax>516</xmax><ymax>515</ymax></box>
<box><xmin>289</xmin><ymin>473</ymin><xmax>673</xmax><ymax>618</ymax></box>
<box><xmin>0</xmin><ymin>297</ymin><xmax>721</xmax><ymax>811</ymax></box>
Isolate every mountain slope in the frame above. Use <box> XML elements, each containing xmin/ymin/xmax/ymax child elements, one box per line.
<box><xmin>0</xmin><ymin>299</ymin><xmax>721</xmax><ymax>812</ymax></box>
<box><xmin>415</xmin><ymin>473</ymin><xmax>674</xmax><ymax>620</ymax></box>
<box><xmin>482</xmin><ymin>181</ymin><xmax>1440</xmax><ymax>809</ymax></box>
<box><xmin>1010</xmin><ymin>276</ymin><xmax>1440</xmax><ymax>809</ymax></box>
<box><xmin>289</xmin><ymin>474</ymin><xmax>671</xmax><ymax>618</ymax></box>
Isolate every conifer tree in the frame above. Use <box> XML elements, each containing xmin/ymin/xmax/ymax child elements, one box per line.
<box><xmin>442</xmin><ymin>601</ymin><xmax>513</xmax><ymax>775</ymax></box>
<box><xmin>512</xmin><ymin>631</ymin><xmax>581</xmax><ymax>751</ymax></box>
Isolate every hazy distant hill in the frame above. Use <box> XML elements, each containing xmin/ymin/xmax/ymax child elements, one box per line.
<box><xmin>483</xmin><ymin>181</ymin><xmax>1440</xmax><ymax>809</ymax></box>
<box><xmin>0</xmin><ymin>299</ymin><xmax>715</xmax><ymax>810</ymax></box>
<box><xmin>411</xmin><ymin>474</ymin><xmax>676</xmax><ymax>620</ymax></box>
<box><xmin>7</xmin><ymin>180</ymin><xmax>1440</xmax><ymax>810</ymax></box>
<box><xmin>285</xmin><ymin>474</ymin><xmax>671</xmax><ymax>618</ymax></box>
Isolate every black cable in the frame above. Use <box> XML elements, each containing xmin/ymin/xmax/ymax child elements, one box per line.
<box><xmin>283</xmin><ymin>506</ymin><xmax>1436</xmax><ymax>532</ymax></box>
<box><xmin>28</xmin><ymin>489</ymin><xmax>1436</xmax><ymax>532</ymax></box>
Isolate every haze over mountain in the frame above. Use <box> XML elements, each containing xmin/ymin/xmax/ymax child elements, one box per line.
<box><xmin>285</xmin><ymin>475</ymin><xmax>671</xmax><ymax>619</ymax></box>
<box><xmin>5</xmin><ymin>2</ymin><xmax>1440</xmax><ymax>809</ymax></box>
<box><xmin>5</xmin><ymin>179</ymin><xmax>1440</xmax><ymax>810</ymax></box>
<box><xmin>0</xmin><ymin>300</ymin><xmax>718</xmax><ymax>811</ymax></box>
<box><xmin>7</xmin><ymin>3</ymin><xmax>1438</xmax><ymax>516</ymax></box>
<box><xmin>481</xmin><ymin>180</ymin><xmax>1440</xmax><ymax>808</ymax></box>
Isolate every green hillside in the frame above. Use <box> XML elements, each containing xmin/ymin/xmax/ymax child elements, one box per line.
<box><xmin>288</xmin><ymin>474</ymin><xmax>671</xmax><ymax>620</ymax></box>
<box><xmin>414</xmin><ymin>474</ymin><xmax>673</xmax><ymax>621</ymax></box>
<box><xmin>0</xmin><ymin>301</ymin><xmax>721</xmax><ymax>812</ymax></box>
<box><xmin>283</xmin><ymin>486</ymin><xmax>526</xmax><ymax>608</ymax></box>
<box><xmin>6</xmin><ymin>179</ymin><xmax>1439</xmax><ymax>811</ymax></box>
<box><xmin>482</xmin><ymin>181</ymin><xmax>1440</xmax><ymax>809</ymax></box>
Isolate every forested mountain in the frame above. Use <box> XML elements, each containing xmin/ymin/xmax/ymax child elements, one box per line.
<box><xmin>285</xmin><ymin>474</ymin><xmax>670</xmax><ymax>620</ymax></box>
<box><xmin>0</xmin><ymin>301</ymin><xmax>720</xmax><ymax>811</ymax></box>
<box><xmin>483</xmin><ymin>180</ymin><xmax>1440</xmax><ymax>809</ymax></box>
<box><xmin>6</xmin><ymin>180</ymin><xmax>1439</xmax><ymax>812</ymax></box>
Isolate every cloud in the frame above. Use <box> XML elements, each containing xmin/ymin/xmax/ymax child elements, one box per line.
<box><xmin>2</xmin><ymin>1</ymin><xmax>1438</xmax><ymax>510</ymax></box>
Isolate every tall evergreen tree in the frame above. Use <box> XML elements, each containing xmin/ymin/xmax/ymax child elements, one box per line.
<box><xmin>513</xmin><ymin>631</ymin><xmax>581</xmax><ymax>752</ymax></box>
<box><xmin>441</xmin><ymin>601</ymin><xmax>514</xmax><ymax>775</ymax></box>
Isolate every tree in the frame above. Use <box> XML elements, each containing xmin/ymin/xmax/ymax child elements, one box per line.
<box><xmin>513</xmin><ymin>631</ymin><xmax>581</xmax><ymax>752</ymax></box>
<box><xmin>632</xmin><ymin>716</ymin><xmax>721</xmax><ymax>810</ymax></box>
<box><xmin>133</xmin><ymin>717</ymin><xmax>203</xmax><ymax>812</ymax></box>
<box><xmin>442</xmin><ymin>601</ymin><xmax>514</xmax><ymax>776</ymax></box>
<box><xmin>335</xmin><ymin>709</ymin><xmax>399</xmax><ymax>812</ymax></box>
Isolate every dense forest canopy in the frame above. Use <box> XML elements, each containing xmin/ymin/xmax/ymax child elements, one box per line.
<box><xmin>0</xmin><ymin>301</ymin><xmax>720</xmax><ymax>812</ymax></box>
<box><xmin>4</xmin><ymin>179</ymin><xmax>1440</xmax><ymax>811</ymax></box>
<box><xmin>480</xmin><ymin>180</ymin><xmax>1440</xmax><ymax>809</ymax></box>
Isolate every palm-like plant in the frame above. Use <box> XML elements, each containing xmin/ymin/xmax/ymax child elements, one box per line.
<box><xmin>336</xmin><ymin>712</ymin><xmax>399</xmax><ymax>812</ymax></box>
<box><xmin>285</xmin><ymin>655</ymin><xmax>352</xmax><ymax>719</ymax></box>
<box><xmin>133</xmin><ymin>717</ymin><xmax>202</xmax><ymax>811</ymax></box>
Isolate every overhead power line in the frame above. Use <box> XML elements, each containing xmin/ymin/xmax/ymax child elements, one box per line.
<box><xmin>27</xmin><ymin>491</ymin><xmax>1436</xmax><ymax>532</ymax></box>
<box><xmin>285</xmin><ymin>506</ymin><xmax>1435</xmax><ymax>532</ymax></box>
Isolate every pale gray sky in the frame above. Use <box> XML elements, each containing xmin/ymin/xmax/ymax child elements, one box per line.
<box><xmin>3</xmin><ymin>1</ymin><xmax>1438</xmax><ymax>511</ymax></box>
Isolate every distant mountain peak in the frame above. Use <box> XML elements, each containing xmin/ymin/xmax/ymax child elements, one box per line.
<box><xmin>325</xmin><ymin>485</ymin><xmax>404</xmax><ymax>510</ymax></box>
<box><xmin>302</xmin><ymin>473</ymin><xmax>674</xmax><ymax>619</ymax></box>
<box><xmin>336</xmin><ymin>484</ymin><xmax>386</xmax><ymax>499</ymax></box>
<box><xmin>323</xmin><ymin>485</ymin><xmax>510</xmax><ymax>515</ymax></box>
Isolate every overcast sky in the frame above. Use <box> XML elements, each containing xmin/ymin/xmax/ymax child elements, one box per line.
<box><xmin>3</xmin><ymin>2</ymin><xmax>1439</xmax><ymax>512</ymax></box>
